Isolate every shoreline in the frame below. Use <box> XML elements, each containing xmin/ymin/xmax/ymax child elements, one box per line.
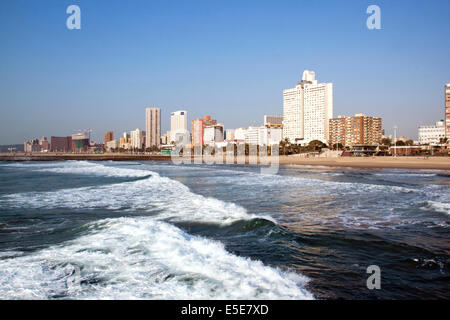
<box><xmin>1</xmin><ymin>153</ymin><xmax>449</xmax><ymax>170</ymax></box>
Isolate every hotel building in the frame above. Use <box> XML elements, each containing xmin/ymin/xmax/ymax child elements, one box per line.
<box><xmin>170</xmin><ymin>110</ymin><xmax>188</xmax><ymax>143</ymax></box>
<box><xmin>145</xmin><ymin>108</ymin><xmax>161</xmax><ymax>148</ymax></box>
<box><xmin>283</xmin><ymin>71</ymin><xmax>333</xmax><ymax>144</ymax></box>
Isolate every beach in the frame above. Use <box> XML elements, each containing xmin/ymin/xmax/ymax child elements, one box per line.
<box><xmin>278</xmin><ymin>155</ymin><xmax>450</xmax><ymax>170</ymax></box>
<box><xmin>1</xmin><ymin>153</ymin><xmax>449</xmax><ymax>170</ymax></box>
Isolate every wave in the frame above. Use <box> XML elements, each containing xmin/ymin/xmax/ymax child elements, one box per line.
<box><xmin>0</xmin><ymin>217</ymin><xmax>313</xmax><ymax>299</ymax></box>
<box><xmin>422</xmin><ymin>201</ymin><xmax>450</xmax><ymax>215</ymax></box>
<box><xmin>1</xmin><ymin>162</ymin><xmax>275</xmax><ymax>226</ymax></box>
<box><xmin>203</xmin><ymin>170</ymin><xmax>421</xmax><ymax>194</ymax></box>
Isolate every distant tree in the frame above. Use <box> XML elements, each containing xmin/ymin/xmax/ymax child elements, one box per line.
<box><xmin>308</xmin><ymin>140</ymin><xmax>326</xmax><ymax>151</ymax></box>
<box><xmin>405</xmin><ymin>139</ymin><xmax>414</xmax><ymax>146</ymax></box>
<box><xmin>381</xmin><ymin>138</ymin><xmax>392</xmax><ymax>146</ymax></box>
<box><xmin>331</xmin><ymin>143</ymin><xmax>344</xmax><ymax>150</ymax></box>
<box><xmin>396</xmin><ymin>140</ymin><xmax>406</xmax><ymax>146</ymax></box>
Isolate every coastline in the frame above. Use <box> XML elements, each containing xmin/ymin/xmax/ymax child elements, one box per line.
<box><xmin>278</xmin><ymin>156</ymin><xmax>450</xmax><ymax>170</ymax></box>
<box><xmin>1</xmin><ymin>153</ymin><xmax>450</xmax><ymax>170</ymax></box>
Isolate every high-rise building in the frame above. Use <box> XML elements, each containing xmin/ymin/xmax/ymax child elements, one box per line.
<box><xmin>50</xmin><ymin>136</ymin><xmax>72</xmax><ymax>152</ymax></box>
<box><xmin>283</xmin><ymin>71</ymin><xmax>333</xmax><ymax>144</ymax></box>
<box><xmin>130</xmin><ymin>128</ymin><xmax>145</xmax><ymax>149</ymax></box>
<box><xmin>204</xmin><ymin>124</ymin><xmax>224</xmax><ymax>145</ymax></box>
<box><xmin>170</xmin><ymin>110</ymin><xmax>187</xmax><ymax>142</ymax></box>
<box><xmin>104</xmin><ymin>131</ymin><xmax>114</xmax><ymax>145</ymax></box>
<box><xmin>192</xmin><ymin>118</ymin><xmax>204</xmax><ymax>147</ymax></box>
<box><xmin>418</xmin><ymin>120</ymin><xmax>445</xmax><ymax>145</ymax></box>
<box><xmin>329</xmin><ymin>116</ymin><xmax>346</xmax><ymax>147</ymax></box>
<box><xmin>264</xmin><ymin>115</ymin><xmax>283</xmax><ymax>128</ymax></box>
<box><xmin>445</xmin><ymin>82</ymin><xmax>450</xmax><ymax>144</ymax></box>
<box><xmin>203</xmin><ymin>116</ymin><xmax>217</xmax><ymax>127</ymax></box>
<box><xmin>146</xmin><ymin>108</ymin><xmax>161</xmax><ymax>149</ymax></box>
<box><xmin>329</xmin><ymin>114</ymin><xmax>382</xmax><ymax>147</ymax></box>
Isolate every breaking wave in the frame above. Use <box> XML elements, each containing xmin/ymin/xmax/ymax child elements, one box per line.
<box><xmin>0</xmin><ymin>217</ymin><xmax>313</xmax><ymax>299</ymax></box>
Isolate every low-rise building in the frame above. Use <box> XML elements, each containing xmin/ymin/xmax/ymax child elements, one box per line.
<box><xmin>389</xmin><ymin>146</ymin><xmax>421</xmax><ymax>156</ymax></box>
<box><xmin>234</xmin><ymin>128</ymin><xmax>247</xmax><ymax>142</ymax></box>
<box><xmin>418</xmin><ymin>120</ymin><xmax>445</xmax><ymax>145</ymax></box>
<box><xmin>106</xmin><ymin>140</ymin><xmax>120</xmax><ymax>152</ymax></box>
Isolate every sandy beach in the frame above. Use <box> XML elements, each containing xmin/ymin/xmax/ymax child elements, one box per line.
<box><xmin>1</xmin><ymin>153</ymin><xmax>450</xmax><ymax>170</ymax></box>
<box><xmin>277</xmin><ymin>155</ymin><xmax>450</xmax><ymax>170</ymax></box>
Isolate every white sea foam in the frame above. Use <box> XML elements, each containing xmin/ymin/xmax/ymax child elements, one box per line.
<box><xmin>0</xmin><ymin>217</ymin><xmax>313</xmax><ymax>300</ymax></box>
<box><xmin>1</xmin><ymin>162</ymin><xmax>274</xmax><ymax>225</ymax></box>
<box><xmin>36</xmin><ymin>161</ymin><xmax>151</xmax><ymax>178</ymax></box>
<box><xmin>203</xmin><ymin>170</ymin><xmax>421</xmax><ymax>194</ymax></box>
<box><xmin>422</xmin><ymin>201</ymin><xmax>450</xmax><ymax>215</ymax></box>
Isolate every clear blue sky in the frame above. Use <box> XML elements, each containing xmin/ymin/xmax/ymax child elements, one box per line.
<box><xmin>0</xmin><ymin>0</ymin><xmax>449</xmax><ymax>144</ymax></box>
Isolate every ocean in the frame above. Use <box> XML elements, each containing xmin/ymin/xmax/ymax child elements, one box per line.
<box><xmin>0</xmin><ymin>160</ymin><xmax>448</xmax><ymax>299</ymax></box>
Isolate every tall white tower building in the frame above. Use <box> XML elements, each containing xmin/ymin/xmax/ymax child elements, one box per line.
<box><xmin>130</xmin><ymin>128</ymin><xmax>145</xmax><ymax>149</ymax></box>
<box><xmin>283</xmin><ymin>71</ymin><xmax>333</xmax><ymax>144</ymax></box>
<box><xmin>170</xmin><ymin>110</ymin><xmax>188</xmax><ymax>142</ymax></box>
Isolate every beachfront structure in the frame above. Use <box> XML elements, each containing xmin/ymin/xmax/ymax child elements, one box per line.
<box><xmin>283</xmin><ymin>70</ymin><xmax>333</xmax><ymax>145</ymax></box>
<box><xmin>245</xmin><ymin>126</ymin><xmax>260</xmax><ymax>145</ymax></box>
<box><xmin>225</xmin><ymin>129</ymin><xmax>235</xmax><ymax>141</ymax></box>
<box><xmin>418</xmin><ymin>120</ymin><xmax>445</xmax><ymax>145</ymax></box>
<box><xmin>245</xmin><ymin>126</ymin><xmax>282</xmax><ymax>146</ymax></box>
<box><xmin>170</xmin><ymin>110</ymin><xmax>187</xmax><ymax>143</ymax></box>
<box><xmin>446</xmin><ymin>83</ymin><xmax>450</xmax><ymax>144</ymax></box>
<box><xmin>145</xmin><ymin>108</ymin><xmax>161</xmax><ymax>149</ymax></box>
<box><xmin>106</xmin><ymin>140</ymin><xmax>119</xmax><ymax>152</ymax></box>
<box><xmin>234</xmin><ymin>128</ymin><xmax>247</xmax><ymax>142</ymax></box>
<box><xmin>259</xmin><ymin>127</ymin><xmax>283</xmax><ymax>146</ymax></box>
<box><xmin>329</xmin><ymin>114</ymin><xmax>382</xmax><ymax>147</ymax></box>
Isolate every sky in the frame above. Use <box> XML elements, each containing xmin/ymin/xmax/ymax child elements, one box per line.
<box><xmin>0</xmin><ymin>0</ymin><xmax>449</xmax><ymax>144</ymax></box>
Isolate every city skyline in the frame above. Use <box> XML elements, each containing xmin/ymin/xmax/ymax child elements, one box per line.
<box><xmin>1</xmin><ymin>1</ymin><xmax>449</xmax><ymax>144</ymax></box>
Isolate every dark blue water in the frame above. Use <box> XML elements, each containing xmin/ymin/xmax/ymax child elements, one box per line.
<box><xmin>0</xmin><ymin>161</ymin><xmax>448</xmax><ymax>299</ymax></box>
